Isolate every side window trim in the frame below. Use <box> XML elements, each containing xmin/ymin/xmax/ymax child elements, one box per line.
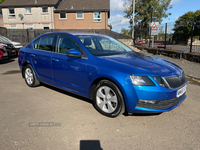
<box><xmin>33</xmin><ymin>37</ymin><xmax>41</xmax><ymax>50</ymax></box>
<box><xmin>52</xmin><ymin>35</ymin><xmax>58</xmax><ymax>53</ymax></box>
<box><xmin>33</xmin><ymin>34</ymin><xmax>56</xmax><ymax>52</ymax></box>
<box><xmin>55</xmin><ymin>34</ymin><xmax>87</xmax><ymax>58</ymax></box>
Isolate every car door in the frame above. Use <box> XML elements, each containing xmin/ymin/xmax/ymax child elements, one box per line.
<box><xmin>31</xmin><ymin>34</ymin><xmax>56</xmax><ymax>83</ymax></box>
<box><xmin>51</xmin><ymin>35</ymin><xmax>88</xmax><ymax>94</ymax></box>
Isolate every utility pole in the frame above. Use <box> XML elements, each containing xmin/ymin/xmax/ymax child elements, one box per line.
<box><xmin>149</xmin><ymin>5</ymin><xmax>153</xmax><ymax>47</ymax></box>
<box><xmin>140</xmin><ymin>21</ymin><xmax>142</xmax><ymax>40</ymax></box>
<box><xmin>116</xmin><ymin>13</ymin><xmax>118</xmax><ymax>33</ymax></box>
<box><xmin>190</xmin><ymin>17</ymin><xmax>195</xmax><ymax>52</ymax></box>
<box><xmin>164</xmin><ymin>23</ymin><xmax>167</xmax><ymax>49</ymax></box>
<box><xmin>132</xmin><ymin>0</ymin><xmax>135</xmax><ymax>45</ymax></box>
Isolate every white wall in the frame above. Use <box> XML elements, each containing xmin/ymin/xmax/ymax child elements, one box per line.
<box><xmin>2</xmin><ymin>7</ymin><xmax>54</xmax><ymax>29</ymax></box>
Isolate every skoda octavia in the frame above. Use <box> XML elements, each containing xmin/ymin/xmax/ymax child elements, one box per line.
<box><xmin>18</xmin><ymin>32</ymin><xmax>187</xmax><ymax>117</ymax></box>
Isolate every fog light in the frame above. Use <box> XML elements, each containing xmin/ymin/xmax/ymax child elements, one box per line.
<box><xmin>138</xmin><ymin>99</ymin><xmax>156</xmax><ymax>104</ymax></box>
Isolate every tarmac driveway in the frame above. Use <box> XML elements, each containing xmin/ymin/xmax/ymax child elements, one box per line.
<box><xmin>0</xmin><ymin>58</ymin><xmax>200</xmax><ymax>150</ymax></box>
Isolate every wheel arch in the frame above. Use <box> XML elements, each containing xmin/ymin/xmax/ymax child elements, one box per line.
<box><xmin>89</xmin><ymin>76</ymin><xmax>128</xmax><ymax>110</ymax></box>
<box><xmin>22</xmin><ymin>61</ymin><xmax>30</xmax><ymax>78</ymax></box>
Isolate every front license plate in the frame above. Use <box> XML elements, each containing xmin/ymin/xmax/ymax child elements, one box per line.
<box><xmin>177</xmin><ymin>84</ymin><xmax>187</xmax><ymax>98</ymax></box>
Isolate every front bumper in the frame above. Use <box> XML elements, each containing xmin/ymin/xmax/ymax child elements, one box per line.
<box><xmin>134</xmin><ymin>94</ymin><xmax>186</xmax><ymax>113</ymax></box>
<box><xmin>0</xmin><ymin>55</ymin><xmax>9</xmax><ymax>60</ymax></box>
<box><xmin>124</xmin><ymin>83</ymin><xmax>187</xmax><ymax>113</ymax></box>
<box><xmin>7</xmin><ymin>49</ymin><xmax>16</xmax><ymax>56</ymax></box>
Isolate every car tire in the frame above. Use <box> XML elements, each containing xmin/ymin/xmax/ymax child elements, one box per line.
<box><xmin>93</xmin><ymin>80</ymin><xmax>125</xmax><ymax>118</ymax></box>
<box><xmin>24</xmin><ymin>64</ymin><xmax>40</xmax><ymax>87</ymax></box>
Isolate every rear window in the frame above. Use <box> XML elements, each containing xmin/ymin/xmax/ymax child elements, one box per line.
<box><xmin>33</xmin><ymin>35</ymin><xmax>55</xmax><ymax>52</ymax></box>
<box><xmin>39</xmin><ymin>35</ymin><xmax>55</xmax><ymax>51</ymax></box>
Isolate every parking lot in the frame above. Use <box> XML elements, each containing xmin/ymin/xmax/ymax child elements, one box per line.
<box><xmin>0</xmin><ymin>57</ymin><xmax>200</xmax><ymax>150</ymax></box>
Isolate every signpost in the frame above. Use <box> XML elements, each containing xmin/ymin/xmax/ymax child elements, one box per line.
<box><xmin>150</xmin><ymin>22</ymin><xmax>159</xmax><ymax>36</ymax></box>
<box><xmin>149</xmin><ymin>22</ymin><xmax>159</xmax><ymax>47</ymax></box>
<box><xmin>152</xmin><ymin>17</ymin><xmax>157</xmax><ymax>22</ymax></box>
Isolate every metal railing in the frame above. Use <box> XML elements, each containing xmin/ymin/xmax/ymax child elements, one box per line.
<box><xmin>134</xmin><ymin>21</ymin><xmax>200</xmax><ymax>53</ymax></box>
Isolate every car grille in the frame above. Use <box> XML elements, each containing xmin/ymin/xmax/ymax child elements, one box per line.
<box><xmin>136</xmin><ymin>94</ymin><xmax>185</xmax><ymax>109</ymax></box>
<box><xmin>164</xmin><ymin>72</ymin><xmax>186</xmax><ymax>89</ymax></box>
<box><xmin>15</xmin><ymin>44</ymin><xmax>22</xmax><ymax>46</ymax></box>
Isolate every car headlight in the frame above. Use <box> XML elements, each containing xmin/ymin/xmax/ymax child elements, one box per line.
<box><xmin>153</xmin><ymin>77</ymin><xmax>167</xmax><ymax>88</ymax></box>
<box><xmin>0</xmin><ymin>43</ymin><xmax>7</xmax><ymax>47</ymax></box>
<box><xmin>130</xmin><ymin>75</ymin><xmax>155</xmax><ymax>86</ymax></box>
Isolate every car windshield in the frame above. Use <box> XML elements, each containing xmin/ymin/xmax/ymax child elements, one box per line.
<box><xmin>0</xmin><ymin>36</ymin><xmax>12</xmax><ymax>43</ymax></box>
<box><xmin>76</xmin><ymin>35</ymin><xmax>134</xmax><ymax>56</ymax></box>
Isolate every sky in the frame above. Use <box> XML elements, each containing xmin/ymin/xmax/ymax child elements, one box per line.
<box><xmin>108</xmin><ymin>0</ymin><xmax>200</xmax><ymax>33</ymax></box>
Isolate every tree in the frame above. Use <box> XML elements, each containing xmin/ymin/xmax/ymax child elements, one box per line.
<box><xmin>173</xmin><ymin>10</ymin><xmax>200</xmax><ymax>43</ymax></box>
<box><xmin>121</xmin><ymin>28</ymin><xmax>132</xmax><ymax>37</ymax></box>
<box><xmin>123</xmin><ymin>0</ymin><xmax>172</xmax><ymax>40</ymax></box>
<box><xmin>0</xmin><ymin>0</ymin><xmax>6</xmax><ymax>4</ymax></box>
<box><xmin>124</xmin><ymin>0</ymin><xmax>172</xmax><ymax>28</ymax></box>
<box><xmin>158</xmin><ymin>26</ymin><xmax>165</xmax><ymax>40</ymax></box>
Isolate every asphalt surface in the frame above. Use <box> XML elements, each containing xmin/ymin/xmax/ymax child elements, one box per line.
<box><xmin>0</xmin><ymin>57</ymin><xmax>200</xmax><ymax>150</ymax></box>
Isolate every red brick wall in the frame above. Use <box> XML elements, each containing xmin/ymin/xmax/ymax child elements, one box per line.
<box><xmin>54</xmin><ymin>12</ymin><xmax>109</xmax><ymax>29</ymax></box>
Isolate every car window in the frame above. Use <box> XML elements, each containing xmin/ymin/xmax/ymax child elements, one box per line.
<box><xmin>33</xmin><ymin>38</ymin><xmax>40</xmax><ymax>49</ymax></box>
<box><xmin>76</xmin><ymin>35</ymin><xmax>133</xmax><ymax>56</ymax></box>
<box><xmin>99</xmin><ymin>39</ymin><xmax>110</xmax><ymax>50</ymax></box>
<box><xmin>0</xmin><ymin>36</ymin><xmax>12</xmax><ymax>43</ymax></box>
<box><xmin>99</xmin><ymin>39</ymin><xmax>125</xmax><ymax>52</ymax></box>
<box><xmin>56</xmin><ymin>35</ymin><xmax>80</xmax><ymax>54</ymax></box>
<box><xmin>38</xmin><ymin>35</ymin><xmax>55</xmax><ymax>51</ymax></box>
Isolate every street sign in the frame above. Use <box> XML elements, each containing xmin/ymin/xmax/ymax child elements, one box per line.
<box><xmin>152</xmin><ymin>17</ymin><xmax>157</xmax><ymax>22</ymax></box>
<box><xmin>150</xmin><ymin>22</ymin><xmax>159</xmax><ymax>36</ymax></box>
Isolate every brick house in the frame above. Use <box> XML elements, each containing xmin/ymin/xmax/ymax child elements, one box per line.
<box><xmin>0</xmin><ymin>0</ymin><xmax>110</xmax><ymax>30</ymax></box>
<box><xmin>54</xmin><ymin>0</ymin><xmax>110</xmax><ymax>29</ymax></box>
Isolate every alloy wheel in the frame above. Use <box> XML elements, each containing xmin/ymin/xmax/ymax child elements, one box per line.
<box><xmin>96</xmin><ymin>86</ymin><xmax>118</xmax><ymax>113</ymax></box>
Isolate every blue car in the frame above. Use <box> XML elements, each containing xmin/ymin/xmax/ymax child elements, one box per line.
<box><xmin>18</xmin><ymin>32</ymin><xmax>187</xmax><ymax>117</ymax></box>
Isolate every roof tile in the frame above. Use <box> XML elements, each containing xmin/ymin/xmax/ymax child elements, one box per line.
<box><xmin>55</xmin><ymin>0</ymin><xmax>110</xmax><ymax>11</ymax></box>
<box><xmin>0</xmin><ymin>0</ymin><xmax>59</xmax><ymax>7</ymax></box>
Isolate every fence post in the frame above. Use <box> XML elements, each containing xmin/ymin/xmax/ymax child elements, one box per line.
<box><xmin>27</xmin><ymin>29</ymin><xmax>29</xmax><ymax>43</ymax></box>
<box><xmin>190</xmin><ymin>17</ymin><xmax>195</xmax><ymax>53</ymax></box>
<box><xmin>6</xmin><ymin>28</ymin><xmax>8</xmax><ymax>37</ymax></box>
<box><xmin>164</xmin><ymin>23</ymin><xmax>167</xmax><ymax>49</ymax></box>
<box><xmin>149</xmin><ymin>5</ymin><xmax>153</xmax><ymax>47</ymax></box>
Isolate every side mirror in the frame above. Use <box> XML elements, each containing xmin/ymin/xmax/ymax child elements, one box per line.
<box><xmin>66</xmin><ymin>49</ymin><xmax>81</xmax><ymax>58</ymax></box>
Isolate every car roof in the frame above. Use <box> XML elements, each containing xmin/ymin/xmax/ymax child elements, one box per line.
<box><xmin>70</xmin><ymin>32</ymin><xmax>106</xmax><ymax>36</ymax></box>
<box><xmin>42</xmin><ymin>32</ymin><xmax>109</xmax><ymax>38</ymax></box>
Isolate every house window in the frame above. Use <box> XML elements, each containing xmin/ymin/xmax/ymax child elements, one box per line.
<box><xmin>42</xmin><ymin>7</ymin><xmax>48</xmax><ymax>13</ymax></box>
<box><xmin>8</xmin><ymin>8</ymin><xmax>15</xmax><ymax>17</ymax></box>
<box><xmin>76</xmin><ymin>12</ymin><xmax>84</xmax><ymax>19</ymax></box>
<box><xmin>43</xmin><ymin>24</ymin><xmax>50</xmax><ymax>29</ymax></box>
<box><xmin>94</xmin><ymin>12</ymin><xmax>101</xmax><ymax>22</ymax></box>
<box><xmin>25</xmin><ymin>8</ymin><xmax>32</xmax><ymax>14</ymax></box>
<box><xmin>10</xmin><ymin>25</ymin><xmax>17</xmax><ymax>29</ymax></box>
<box><xmin>26</xmin><ymin>24</ymin><xmax>33</xmax><ymax>29</ymax></box>
<box><xmin>59</xmin><ymin>13</ymin><xmax>66</xmax><ymax>19</ymax></box>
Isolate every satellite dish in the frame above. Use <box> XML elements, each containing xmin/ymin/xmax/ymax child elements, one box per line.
<box><xmin>18</xmin><ymin>14</ymin><xmax>24</xmax><ymax>21</ymax></box>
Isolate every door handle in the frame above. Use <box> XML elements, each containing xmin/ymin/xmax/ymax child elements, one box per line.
<box><xmin>52</xmin><ymin>58</ymin><xmax>59</xmax><ymax>62</ymax></box>
<box><xmin>31</xmin><ymin>54</ymin><xmax>35</xmax><ymax>57</ymax></box>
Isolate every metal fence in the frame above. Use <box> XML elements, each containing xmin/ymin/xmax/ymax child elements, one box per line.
<box><xmin>0</xmin><ymin>28</ymin><xmax>132</xmax><ymax>46</ymax></box>
<box><xmin>134</xmin><ymin>21</ymin><xmax>200</xmax><ymax>53</ymax></box>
